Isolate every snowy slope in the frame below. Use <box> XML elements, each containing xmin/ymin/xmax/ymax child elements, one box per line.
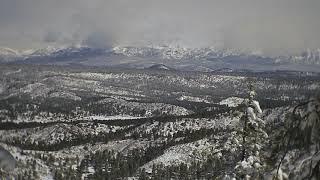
<box><xmin>0</xmin><ymin>47</ymin><xmax>22</xmax><ymax>62</ymax></box>
<box><xmin>219</xmin><ymin>97</ymin><xmax>244</xmax><ymax>107</ymax></box>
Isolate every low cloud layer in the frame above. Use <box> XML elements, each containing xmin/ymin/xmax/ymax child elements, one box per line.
<box><xmin>0</xmin><ymin>0</ymin><xmax>320</xmax><ymax>55</ymax></box>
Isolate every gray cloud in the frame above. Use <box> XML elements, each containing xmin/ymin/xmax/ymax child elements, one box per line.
<box><xmin>83</xmin><ymin>31</ymin><xmax>113</xmax><ymax>49</ymax></box>
<box><xmin>0</xmin><ymin>0</ymin><xmax>320</xmax><ymax>55</ymax></box>
<box><xmin>43</xmin><ymin>31</ymin><xmax>62</xmax><ymax>43</ymax></box>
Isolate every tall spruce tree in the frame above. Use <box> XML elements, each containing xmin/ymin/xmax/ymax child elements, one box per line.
<box><xmin>235</xmin><ymin>84</ymin><xmax>268</xmax><ymax>179</ymax></box>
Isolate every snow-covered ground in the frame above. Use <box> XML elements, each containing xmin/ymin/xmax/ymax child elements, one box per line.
<box><xmin>0</xmin><ymin>123</ymin><xmax>125</xmax><ymax>146</ymax></box>
<box><xmin>0</xmin><ymin>143</ymin><xmax>53</xmax><ymax>179</ymax></box>
<box><xmin>178</xmin><ymin>95</ymin><xmax>212</xmax><ymax>103</ymax></box>
<box><xmin>140</xmin><ymin>138</ymin><xmax>221</xmax><ymax>173</ymax></box>
<box><xmin>219</xmin><ymin>97</ymin><xmax>244</xmax><ymax>107</ymax></box>
<box><xmin>49</xmin><ymin>91</ymin><xmax>81</xmax><ymax>101</ymax></box>
<box><xmin>84</xmin><ymin>115</ymin><xmax>144</xmax><ymax>121</ymax></box>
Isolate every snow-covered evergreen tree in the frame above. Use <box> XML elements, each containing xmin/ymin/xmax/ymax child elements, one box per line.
<box><xmin>276</xmin><ymin>92</ymin><xmax>320</xmax><ymax>179</ymax></box>
<box><xmin>235</xmin><ymin>84</ymin><xmax>268</xmax><ymax>179</ymax></box>
<box><xmin>303</xmin><ymin>94</ymin><xmax>320</xmax><ymax>148</ymax></box>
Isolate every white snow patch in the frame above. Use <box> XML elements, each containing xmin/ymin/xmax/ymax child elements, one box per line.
<box><xmin>141</xmin><ymin>138</ymin><xmax>219</xmax><ymax>173</ymax></box>
<box><xmin>219</xmin><ymin>97</ymin><xmax>244</xmax><ymax>107</ymax></box>
<box><xmin>84</xmin><ymin>115</ymin><xmax>144</xmax><ymax>121</ymax></box>
<box><xmin>49</xmin><ymin>91</ymin><xmax>81</xmax><ymax>101</ymax></box>
<box><xmin>178</xmin><ymin>95</ymin><xmax>211</xmax><ymax>103</ymax></box>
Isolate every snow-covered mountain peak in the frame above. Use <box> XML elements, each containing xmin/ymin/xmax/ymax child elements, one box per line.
<box><xmin>147</xmin><ymin>64</ymin><xmax>172</xmax><ymax>70</ymax></box>
<box><xmin>0</xmin><ymin>47</ymin><xmax>24</xmax><ymax>62</ymax></box>
<box><xmin>294</xmin><ymin>49</ymin><xmax>320</xmax><ymax>64</ymax></box>
<box><xmin>1</xmin><ymin>45</ymin><xmax>320</xmax><ymax>72</ymax></box>
<box><xmin>27</xmin><ymin>46</ymin><xmax>64</xmax><ymax>57</ymax></box>
<box><xmin>112</xmin><ymin>45</ymin><xmax>241</xmax><ymax>60</ymax></box>
<box><xmin>0</xmin><ymin>47</ymin><xmax>21</xmax><ymax>56</ymax></box>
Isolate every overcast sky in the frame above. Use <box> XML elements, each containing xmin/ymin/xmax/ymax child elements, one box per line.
<box><xmin>0</xmin><ymin>0</ymin><xmax>320</xmax><ymax>55</ymax></box>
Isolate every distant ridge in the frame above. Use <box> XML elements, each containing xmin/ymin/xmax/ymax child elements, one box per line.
<box><xmin>146</xmin><ymin>64</ymin><xmax>174</xmax><ymax>71</ymax></box>
<box><xmin>1</xmin><ymin>45</ymin><xmax>320</xmax><ymax>72</ymax></box>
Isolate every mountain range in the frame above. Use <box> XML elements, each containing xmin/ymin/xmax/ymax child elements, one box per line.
<box><xmin>1</xmin><ymin>45</ymin><xmax>320</xmax><ymax>72</ymax></box>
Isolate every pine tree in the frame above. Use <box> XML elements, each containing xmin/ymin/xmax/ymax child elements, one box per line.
<box><xmin>235</xmin><ymin>84</ymin><xmax>268</xmax><ymax>179</ymax></box>
<box><xmin>276</xmin><ymin>92</ymin><xmax>320</xmax><ymax>179</ymax></box>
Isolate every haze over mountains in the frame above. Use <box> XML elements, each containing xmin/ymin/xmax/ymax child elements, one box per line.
<box><xmin>1</xmin><ymin>45</ymin><xmax>320</xmax><ymax>72</ymax></box>
<box><xmin>1</xmin><ymin>0</ymin><xmax>320</xmax><ymax>73</ymax></box>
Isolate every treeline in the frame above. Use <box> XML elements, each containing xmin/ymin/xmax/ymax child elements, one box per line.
<box><xmin>5</xmin><ymin>125</ymin><xmax>137</xmax><ymax>151</ymax></box>
<box><xmin>50</xmin><ymin>125</ymin><xmax>226</xmax><ymax>179</ymax></box>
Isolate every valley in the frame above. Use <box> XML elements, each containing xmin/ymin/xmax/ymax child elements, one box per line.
<box><xmin>0</xmin><ymin>64</ymin><xmax>319</xmax><ymax>179</ymax></box>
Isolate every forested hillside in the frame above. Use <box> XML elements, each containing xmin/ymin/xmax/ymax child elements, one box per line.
<box><xmin>0</xmin><ymin>64</ymin><xmax>319</xmax><ymax>179</ymax></box>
